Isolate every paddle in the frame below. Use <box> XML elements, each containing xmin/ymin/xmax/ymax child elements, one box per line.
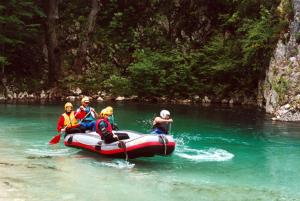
<box><xmin>111</xmin><ymin>114</ymin><xmax>119</xmax><ymax>130</ymax></box>
<box><xmin>168</xmin><ymin>123</ymin><xmax>172</xmax><ymax>134</ymax></box>
<box><xmin>49</xmin><ymin>110</ymin><xmax>91</xmax><ymax>145</ymax></box>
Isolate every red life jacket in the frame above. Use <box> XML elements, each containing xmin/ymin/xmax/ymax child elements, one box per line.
<box><xmin>96</xmin><ymin>118</ymin><xmax>112</xmax><ymax>138</ymax></box>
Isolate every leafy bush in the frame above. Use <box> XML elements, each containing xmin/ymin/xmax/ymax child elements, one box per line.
<box><xmin>103</xmin><ymin>75</ymin><xmax>132</xmax><ymax>96</ymax></box>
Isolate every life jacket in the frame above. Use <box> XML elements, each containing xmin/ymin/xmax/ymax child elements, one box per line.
<box><xmin>153</xmin><ymin>122</ymin><xmax>169</xmax><ymax>134</ymax></box>
<box><xmin>62</xmin><ymin>111</ymin><xmax>78</xmax><ymax>128</ymax></box>
<box><xmin>108</xmin><ymin>115</ymin><xmax>114</xmax><ymax>125</ymax></box>
<box><xmin>82</xmin><ymin>106</ymin><xmax>96</xmax><ymax>122</ymax></box>
<box><xmin>96</xmin><ymin>118</ymin><xmax>112</xmax><ymax>138</ymax></box>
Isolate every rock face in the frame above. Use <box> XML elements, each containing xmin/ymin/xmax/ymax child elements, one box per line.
<box><xmin>261</xmin><ymin>0</ymin><xmax>300</xmax><ymax>121</ymax></box>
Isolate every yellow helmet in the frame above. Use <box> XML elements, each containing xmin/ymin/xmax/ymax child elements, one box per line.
<box><xmin>81</xmin><ymin>96</ymin><xmax>90</xmax><ymax>103</ymax></box>
<box><xmin>64</xmin><ymin>102</ymin><xmax>73</xmax><ymax>110</ymax></box>
<box><xmin>100</xmin><ymin>108</ymin><xmax>110</xmax><ymax>118</ymax></box>
<box><xmin>106</xmin><ymin>106</ymin><xmax>113</xmax><ymax>115</ymax></box>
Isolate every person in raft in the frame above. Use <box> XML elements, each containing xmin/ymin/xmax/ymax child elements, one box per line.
<box><xmin>105</xmin><ymin>106</ymin><xmax>119</xmax><ymax>130</ymax></box>
<box><xmin>96</xmin><ymin>108</ymin><xmax>129</xmax><ymax>144</ymax></box>
<box><xmin>151</xmin><ymin>109</ymin><xmax>173</xmax><ymax>134</ymax></box>
<box><xmin>76</xmin><ymin>96</ymin><xmax>98</xmax><ymax>131</ymax></box>
<box><xmin>57</xmin><ymin>102</ymin><xmax>85</xmax><ymax>134</ymax></box>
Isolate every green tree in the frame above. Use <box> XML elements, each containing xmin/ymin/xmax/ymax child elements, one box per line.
<box><xmin>0</xmin><ymin>0</ymin><xmax>45</xmax><ymax>91</ymax></box>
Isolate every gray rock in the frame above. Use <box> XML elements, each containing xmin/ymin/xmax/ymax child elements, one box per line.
<box><xmin>115</xmin><ymin>96</ymin><xmax>125</xmax><ymax>101</ymax></box>
<box><xmin>40</xmin><ymin>90</ymin><xmax>47</xmax><ymax>99</ymax></box>
<box><xmin>202</xmin><ymin>96</ymin><xmax>211</xmax><ymax>103</ymax></box>
<box><xmin>193</xmin><ymin>95</ymin><xmax>200</xmax><ymax>101</ymax></box>
<box><xmin>18</xmin><ymin>92</ymin><xmax>28</xmax><ymax>99</ymax></box>
<box><xmin>66</xmin><ymin>96</ymin><xmax>76</xmax><ymax>101</ymax></box>
<box><xmin>127</xmin><ymin>95</ymin><xmax>138</xmax><ymax>100</ymax></box>
<box><xmin>0</xmin><ymin>94</ymin><xmax>6</xmax><ymax>100</ymax></box>
<box><xmin>221</xmin><ymin>99</ymin><xmax>228</xmax><ymax>104</ymax></box>
<box><xmin>71</xmin><ymin>87</ymin><xmax>82</xmax><ymax>96</ymax></box>
<box><xmin>97</xmin><ymin>97</ymin><xmax>104</xmax><ymax>102</ymax></box>
<box><xmin>179</xmin><ymin>99</ymin><xmax>191</xmax><ymax>104</ymax></box>
<box><xmin>28</xmin><ymin>94</ymin><xmax>35</xmax><ymax>99</ymax></box>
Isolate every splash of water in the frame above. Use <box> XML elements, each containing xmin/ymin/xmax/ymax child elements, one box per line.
<box><xmin>94</xmin><ymin>159</ymin><xmax>135</xmax><ymax>169</ymax></box>
<box><xmin>176</xmin><ymin>147</ymin><xmax>234</xmax><ymax>162</ymax></box>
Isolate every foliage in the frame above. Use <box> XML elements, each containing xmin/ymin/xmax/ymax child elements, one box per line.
<box><xmin>0</xmin><ymin>0</ymin><xmax>45</xmax><ymax>90</ymax></box>
<box><xmin>0</xmin><ymin>0</ymin><xmax>288</xmax><ymax>99</ymax></box>
<box><xmin>103</xmin><ymin>75</ymin><xmax>131</xmax><ymax>96</ymax></box>
<box><xmin>129</xmin><ymin>49</ymin><xmax>197</xmax><ymax>97</ymax></box>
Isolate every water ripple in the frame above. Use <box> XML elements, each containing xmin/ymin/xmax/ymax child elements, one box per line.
<box><xmin>25</xmin><ymin>147</ymin><xmax>79</xmax><ymax>157</ymax></box>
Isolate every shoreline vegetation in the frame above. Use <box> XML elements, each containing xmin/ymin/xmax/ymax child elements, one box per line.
<box><xmin>2</xmin><ymin>1</ymin><xmax>300</xmax><ymax>121</ymax></box>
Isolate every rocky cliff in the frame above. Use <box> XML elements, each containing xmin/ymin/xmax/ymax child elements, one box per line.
<box><xmin>261</xmin><ymin>0</ymin><xmax>300</xmax><ymax>121</ymax></box>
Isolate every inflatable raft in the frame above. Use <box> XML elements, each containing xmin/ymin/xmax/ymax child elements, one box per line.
<box><xmin>64</xmin><ymin>130</ymin><xmax>176</xmax><ymax>159</ymax></box>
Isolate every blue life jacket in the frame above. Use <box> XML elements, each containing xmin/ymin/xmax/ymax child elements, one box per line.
<box><xmin>83</xmin><ymin>106</ymin><xmax>96</xmax><ymax>122</ymax></box>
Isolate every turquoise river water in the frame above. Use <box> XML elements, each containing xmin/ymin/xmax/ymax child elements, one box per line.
<box><xmin>0</xmin><ymin>103</ymin><xmax>300</xmax><ymax>201</ymax></box>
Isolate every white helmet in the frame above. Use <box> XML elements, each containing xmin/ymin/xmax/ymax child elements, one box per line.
<box><xmin>160</xmin><ymin>110</ymin><xmax>170</xmax><ymax>118</ymax></box>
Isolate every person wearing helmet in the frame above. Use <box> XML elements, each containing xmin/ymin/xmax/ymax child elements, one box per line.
<box><xmin>151</xmin><ymin>109</ymin><xmax>173</xmax><ymax>134</ymax></box>
<box><xmin>57</xmin><ymin>102</ymin><xmax>85</xmax><ymax>134</ymax></box>
<box><xmin>76</xmin><ymin>96</ymin><xmax>98</xmax><ymax>131</ymax></box>
<box><xmin>95</xmin><ymin>108</ymin><xmax>128</xmax><ymax>144</ymax></box>
<box><xmin>105</xmin><ymin>106</ymin><xmax>119</xmax><ymax>130</ymax></box>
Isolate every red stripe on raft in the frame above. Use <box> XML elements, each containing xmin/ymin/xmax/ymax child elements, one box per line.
<box><xmin>64</xmin><ymin>141</ymin><xmax>176</xmax><ymax>155</ymax></box>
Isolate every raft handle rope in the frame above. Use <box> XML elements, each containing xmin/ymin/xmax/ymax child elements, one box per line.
<box><xmin>159</xmin><ymin>135</ymin><xmax>167</xmax><ymax>155</ymax></box>
<box><xmin>116</xmin><ymin>135</ymin><xmax>128</xmax><ymax>161</ymax></box>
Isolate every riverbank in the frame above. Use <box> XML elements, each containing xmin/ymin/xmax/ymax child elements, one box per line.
<box><xmin>0</xmin><ymin>87</ymin><xmax>258</xmax><ymax>105</ymax></box>
<box><xmin>2</xmin><ymin>86</ymin><xmax>300</xmax><ymax>121</ymax></box>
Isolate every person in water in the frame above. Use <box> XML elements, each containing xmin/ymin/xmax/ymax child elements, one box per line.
<box><xmin>76</xmin><ymin>96</ymin><xmax>97</xmax><ymax>131</ymax></box>
<box><xmin>57</xmin><ymin>102</ymin><xmax>85</xmax><ymax>134</ymax></box>
<box><xmin>96</xmin><ymin>108</ymin><xmax>128</xmax><ymax>144</ymax></box>
<box><xmin>105</xmin><ymin>106</ymin><xmax>119</xmax><ymax>130</ymax></box>
<box><xmin>151</xmin><ymin>109</ymin><xmax>173</xmax><ymax>134</ymax></box>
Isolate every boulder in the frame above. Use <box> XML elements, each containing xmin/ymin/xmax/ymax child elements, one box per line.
<box><xmin>0</xmin><ymin>94</ymin><xmax>6</xmax><ymax>100</ymax></box>
<box><xmin>115</xmin><ymin>96</ymin><xmax>125</xmax><ymax>101</ymax></box>
<box><xmin>40</xmin><ymin>90</ymin><xmax>47</xmax><ymax>99</ymax></box>
<box><xmin>193</xmin><ymin>95</ymin><xmax>200</xmax><ymax>101</ymax></box>
<box><xmin>71</xmin><ymin>87</ymin><xmax>82</xmax><ymax>96</ymax></box>
<box><xmin>202</xmin><ymin>96</ymin><xmax>211</xmax><ymax>103</ymax></box>
<box><xmin>127</xmin><ymin>95</ymin><xmax>138</xmax><ymax>100</ymax></box>
<box><xmin>97</xmin><ymin>97</ymin><xmax>104</xmax><ymax>102</ymax></box>
<box><xmin>221</xmin><ymin>99</ymin><xmax>228</xmax><ymax>104</ymax></box>
<box><xmin>28</xmin><ymin>94</ymin><xmax>35</xmax><ymax>99</ymax></box>
<box><xmin>66</xmin><ymin>96</ymin><xmax>76</xmax><ymax>101</ymax></box>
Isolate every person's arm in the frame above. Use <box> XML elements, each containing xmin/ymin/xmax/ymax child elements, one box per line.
<box><xmin>57</xmin><ymin>115</ymin><xmax>65</xmax><ymax>132</ymax></box>
<box><xmin>75</xmin><ymin>108</ymin><xmax>86</xmax><ymax>120</ymax></box>
<box><xmin>153</xmin><ymin>117</ymin><xmax>173</xmax><ymax>124</ymax></box>
<box><xmin>91</xmin><ymin>107</ymin><xmax>98</xmax><ymax>118</ymax></box>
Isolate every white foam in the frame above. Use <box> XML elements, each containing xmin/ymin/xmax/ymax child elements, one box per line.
<box><xmin>176</xmin><ymin>147</ymin><xmax>234</xmax><ymax>162</ymax></box>
<box><xmin>95</xmin><ymin>159</ymin><xmax>135</xmax><ymax>169</ymax></box>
